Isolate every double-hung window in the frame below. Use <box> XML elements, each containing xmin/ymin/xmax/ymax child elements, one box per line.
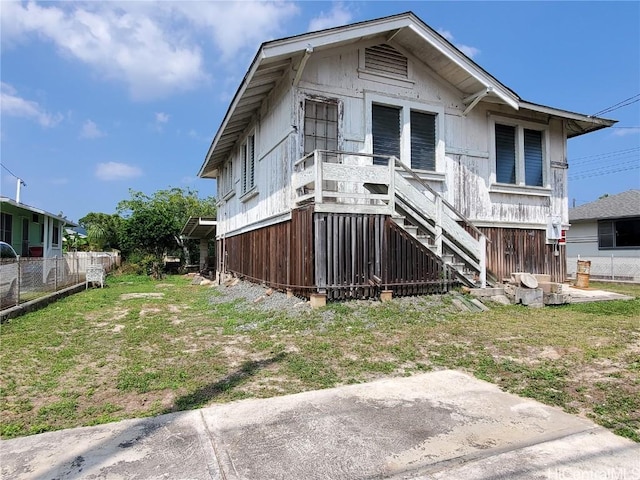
<box><xmin>371</xmin><ymin>102</ymin><xmax>438</xmax><ymax>171</ymax></box>
<box><xmin>241</xmin><ymin>134</ymin><xmax>255</xmax><ymax>195</ymax></box>
<box><xmin>494</xmin><ymin>121</ymin><xmax>546</xmax><ymax>188</ymax></box>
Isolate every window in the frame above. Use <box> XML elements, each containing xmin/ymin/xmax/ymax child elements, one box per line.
<box><xmin>52</xmin><ymin>224</ymin><xmax>60</xmax><ymax>246</ymax></box>
<box><xmin>219</xmin><ymin>160</ymin><xmax>234</xmax><ymax>198</ymax></box>
<box><xmin>304</xmin><ymin>100</ymin><xmax>338</xmax><ymax>154</ymax></box>
<box><xmin>410</xmin><ymin>111</ymin><xmax>436</xmax><ymax>171</ymax></box>
<box><xmin>495</xmin><ymin>124</ymin><xmax>516</xmax><ymax>184</ymax></box>
<box><xmin>0</xmin><ymin>212</ymin><xmax>12</xmax><ymax>244</ymax></box>
<box><xmin>372</xmin><ymin>103</ymin><xmax>437</xmax><ymax>171</ymax></box>
<box><xmin>372</xmin><ymin>104</ymin><xmax>400</xmax><ymax>164</ymax></box>
<box><xmin>598</xmin><ymin>218</ymin><xmax>640</xmax><ymax>249</ymax></box>
<box><xmin>241</xmin><ymin>134</ymin><xmax>255</xmax><ymax>194</ymax></box>
<box><xmin>494</xmin><ymin>122</ymin><xmax>546</xmax><ymax>187</ymax></box>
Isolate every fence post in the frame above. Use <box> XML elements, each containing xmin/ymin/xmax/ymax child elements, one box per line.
<box><xmin>611</xmin><ymin>254</ymin><xmax>614</xmax><ymax>280</ymax></box>
<box><xmin>55</xmin><ymin>257</ymin><xmax>58</xmax><ymax>292</ymax></box>
<box><xmin>17</xmin><ymin>257</ymin><xmax>21</xmax><ymax>307</ymax></box>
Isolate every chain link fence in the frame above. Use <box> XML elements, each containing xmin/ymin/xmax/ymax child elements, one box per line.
<box><xmin>567</xmin><ymin>255</ymin><xmax>640</xmax><ymax>283</ymax></box>
<box><xmin>1</xmin><ymin>252</ymin><xmax>120</xmax><ymax>309</ymax></box>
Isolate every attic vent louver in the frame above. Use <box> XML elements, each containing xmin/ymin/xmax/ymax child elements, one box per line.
<box><xmin>365</xmin><ymin>44</ymin><xmax>408</xmax><ymax>78</ymax></box>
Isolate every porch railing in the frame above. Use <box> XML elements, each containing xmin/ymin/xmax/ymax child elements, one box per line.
<box><xmin>293</xmin><ymin>150</ymin><xmax>487</xmax><ymax>287</ymax></box>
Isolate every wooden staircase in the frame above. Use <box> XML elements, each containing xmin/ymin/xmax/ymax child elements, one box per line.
<box><xmin>293</xmin><ymin>150</ymin><xmax>490</xmax><ymax>288</ymax></box>
<box><xmin>366</xmin><ymin>160</ymin><xmax>488</xmax><ymax>288</ymax></box>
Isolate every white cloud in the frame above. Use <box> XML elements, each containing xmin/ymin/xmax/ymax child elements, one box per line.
<box><xmin>612</xmin><ymin>127</ymin><xmax>640</xmax><ymax>137</ymax></box>
<box><xmin>1</xmin><ymin>1</ymin><xmax>301</xmax><ymax>99</ymax></box>
<box><xmin>437</xmin><ymin>28</ymin><xmax>480</xmax><ymax>59</ymax></box>
<box><xmin>308</xmin><ymin>3</ymin><xmax>354</xmax><ymax>31</ymax></box>
<box><xmin>95</xmin><ymin>162</ymin><xmax>142</xmax><ymax>181</ymax></box>
<box><xmin>170</xmin><ymin>1</ymin><xmax>299</xmax><ymax>60</ymax></box>
<box><xmin>0</xmin><ymin>82</ymin><xmax>63</xmax><ymax>127</ymax></box>
<box><xmin>155</xmin><ymin>112</ymin><xmax>169</xmax><ymax>124</ymax></box>
<box><xmin>1</xmin><ymin>2</ymin><xmax>206</xmax><ymax>101</ymax></box>
<box><xmin>80</xmin><ymin>119</ymin><xmax>106</xmax><ymax>139</ymax></box>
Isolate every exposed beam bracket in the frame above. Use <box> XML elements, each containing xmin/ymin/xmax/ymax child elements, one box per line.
<box><xmin>463</xmin><ymin>87</ymin><xmax>492</xmax><ymax>116</ymax></box>
<box><xmin>386</xmin><ymin>28</ymin><xmax>402</xmax><ymax>43</ymax></box>
<box><xmin>293</xmin><ymin>45</ymin><xmax>313</xmax><ymax>87</ymax></box>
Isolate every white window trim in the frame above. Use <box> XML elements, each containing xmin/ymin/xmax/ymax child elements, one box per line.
<box><xmin>364</xmin><ymin>92</ymin><xmax>445</xmax><ymax>173</ymax></box>
<box><xmin>489</xmin><ymin>114</ymin><xmax>550</xmax><ymax>190</ymax></box>
<box><xmin>219</xmin><ymin>160</ymin><xmax>235</xmax><ymax>201</ymax></box>
<box><xmin>241</xmin><ymin>132</ymin><xmax>257</xmax><ymax>196</ymax></box>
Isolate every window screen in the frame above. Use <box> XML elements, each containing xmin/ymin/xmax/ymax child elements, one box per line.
<box><xmin>372</xmin><ymin>104</ymin><xmax>400</xmax><ymax>165</ymax></box>
<box><xmin>410</xmin><ymin>111</ymin><xmax>436</xmax><ymax>171</ymax></box>
<box><xmin>524</xmin><ymin>129</ymin><xmax>543</xmax><ymax>186</ymax></box>
<box><xmin>495</xmin><ymin>124</ymin><xmax>516</xmax><ymax>184</ymax></box>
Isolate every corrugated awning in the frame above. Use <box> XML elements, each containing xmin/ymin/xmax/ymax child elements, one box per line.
<box><xmin>180</xmin><ymin>217</ymin><xmax>217</xmax><ymax>240</ymax></box>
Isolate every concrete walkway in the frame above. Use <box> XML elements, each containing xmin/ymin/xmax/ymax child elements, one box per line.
<box><xmin>1</xmin><ymin>371</ymin><xmax>638</xmax><ymax>479</ymax></box>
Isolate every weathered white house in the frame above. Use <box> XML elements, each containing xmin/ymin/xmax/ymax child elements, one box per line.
<box><xmin>566</xmin><ymin>190</ymin><xmax>640</xmax><ymax>282</ymax></box>
<box><xmin>197</xmin><ymin>12</ymin><xmax>615</xmax><ymax>300</ymax></box>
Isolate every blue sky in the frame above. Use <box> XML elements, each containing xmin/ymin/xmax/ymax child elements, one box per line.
<box><xmin>1</xmin><ymin>1</ymin><xmax>638</xmax><ymax>223</ymax></box>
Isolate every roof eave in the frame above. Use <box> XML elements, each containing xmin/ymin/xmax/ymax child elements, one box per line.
<box><xmin>0</xmin><ymin>197</ymin><xmax>78</xmax><ymax>227</ymax></box>
<box><xmin>520</xmin><ymin>100</ymin><xmax>617</xmax><ymax>138</ymax></box>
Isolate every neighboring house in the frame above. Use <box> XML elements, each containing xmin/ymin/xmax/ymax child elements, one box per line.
<box><xmin>0</xmin><ymin>196</ymin><xmax>77</xmax><ymax>259</ymax></box>
<box><xmin>197</xmin><ymin>12</ymin><xmax>614</xmax><ymax>300</ymax></box>
<box><xmin>566</xmin><ymin>190</ymin><xmax>640</xmax><ymax>282</ymax></box>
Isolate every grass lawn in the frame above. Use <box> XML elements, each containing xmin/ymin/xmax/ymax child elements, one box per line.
<box><xmin>1</xmin><ymin>275</ymin><xmax>638</xmax><ymax>442</ymax></box>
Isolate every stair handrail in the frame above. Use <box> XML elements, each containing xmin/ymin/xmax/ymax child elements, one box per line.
<box><xmin>391</xmin><ymin>156</ymin><xmax>488</xmax><ymax>242</ymax></box>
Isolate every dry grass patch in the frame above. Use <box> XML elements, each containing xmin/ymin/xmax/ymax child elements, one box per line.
<box><xmin>1</xmin><ymin>275</ymin><xmax>638</xmax><ymax>441</ymax></box>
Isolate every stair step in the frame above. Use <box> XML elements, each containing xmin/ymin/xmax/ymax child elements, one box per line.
<box><xmin>403</xmin><ymin>225</ymin><xmax>418</xmax><ymax>236</ymax></box>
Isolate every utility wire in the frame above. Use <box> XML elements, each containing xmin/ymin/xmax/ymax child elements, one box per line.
<box><xmin>569</xmin><ymin>164</ymin><xmax>639</xmax><ymax>180</ymax></box>
<box><xmin>571</xmin><ymin>146</ymin><xmax>640</xmax><ymax>163</ymax></box>
<box><xmin>0</xmin><ymin>163</ymin><xmax>26</xmax><ymax>186</ymax></box>
<box><xmin>591</xmin><ymin>94</ymin><xmax>640</xmax><ymax>116</ymax></box>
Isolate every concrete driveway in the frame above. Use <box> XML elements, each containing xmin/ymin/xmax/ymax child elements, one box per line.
<box><xmin>2</xmin><ymin>370</ymin><xmax>638</xmax><ymax>479</ymax></box>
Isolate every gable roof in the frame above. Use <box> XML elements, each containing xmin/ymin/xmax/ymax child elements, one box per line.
<box><xmin>198</xmin><ymin>11</ymin><xmax>616</xmax><ymax>178</ymax></box>
<box><xmin>569</xmin><ymin>190</ymin><xmax>640</xmax><ymax>222</ymax></box>
<box><xmin>0</xmin><ymin>196</ymin><xmax>78</xmax><ymax>227</ymax></box>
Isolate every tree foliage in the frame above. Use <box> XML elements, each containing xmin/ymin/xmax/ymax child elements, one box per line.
<box><xmin>78</xmin><ymin>188</ymin><xmax>216</xmax><ymax>276</ymax></box>
<box><xmin>116</xmin><ymin>187</ymin><xmax>216</xmax><ymax>262</ymax></box>
<box><xmin>78</xmin><ymin>212</ymin><xmax>122</xmax><ymax>251</ymax></box>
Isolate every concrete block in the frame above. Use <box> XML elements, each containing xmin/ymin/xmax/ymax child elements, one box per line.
<box><xmin>310</xmin><ymin>293</ymin><xmax>327</xmax><ymax>308</ymax></box>
<box><xmin>504</xmin><ymin>284</ymin><xmax>517</xmax><ymax>298</ymax></box>
<box><xmin>533</xmin><ymin>274</ymin><xmax>551</xmax><ymax>283</ymax></box>
<box><xmin>544</xmin><ymin>293</ymin><xmax>571</xmax><ymax>305</ymax></box>
<box><xmin>286</xmin><ymin>289</ymin><xmax>294</xmax><ymax>298</ymax></box>
<box><xmin>515</xmin><ymin>287</ymin><xmax>543</xmax><ymax>307</ymax></box>
<box><xmin>538</xmin><ymin>282</ymin><xmax>563</xmax><ymax>294</ymax></box>
<box><xmin>380</xmin><ymin>290</ymin><xmax>393</xmax><ymax>302</ymax></box>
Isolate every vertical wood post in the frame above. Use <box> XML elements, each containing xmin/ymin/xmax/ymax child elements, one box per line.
<box><xmin>315</xmin><ymin>214</ymin><xmax>327</xmax><ymax>294</ymax></box>
<box><xmin>479</xmin><ymin>234</ymin><xmax>487</xmax><ymax>289</ymax></box>
<box><xmin>314</xmin><ymin>150</ymin><xmax>322</xmax><ymax>204</ymax></box>
<box><xmin>388</xmin><ymin>156</ymin><xmax>396</xmax><ymax>215</ymax></box>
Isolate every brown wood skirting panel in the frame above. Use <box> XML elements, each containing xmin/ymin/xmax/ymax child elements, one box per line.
<box><xmin>219</xmin><ymin>206</ymin><xmax>315</xmax><ymax>297</ymax></box>
<box><xmin>480</xmin><ymin>227</ymin><xmax>566</xmax><ymax>283</ymax></box>
<box><xmin>220</xmin><ymin>212</ymin><xmax>566</xmax><ymax>298</ymax></box>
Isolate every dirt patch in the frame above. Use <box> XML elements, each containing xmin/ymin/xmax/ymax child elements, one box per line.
<box><xmin>120</xmin><ymin>293</ymin><xmax>165</xmax><ymax>300</ymax></box>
